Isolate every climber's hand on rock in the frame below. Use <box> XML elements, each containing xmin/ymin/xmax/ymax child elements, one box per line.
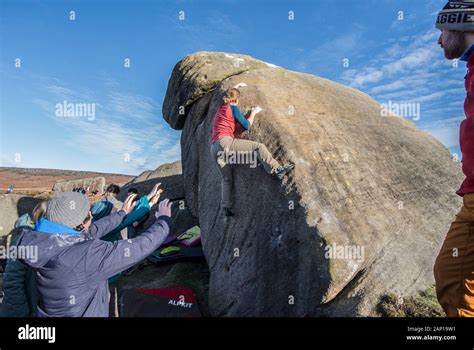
<box><xmin>155</xmin><ymin>198</ymin><xmax>172</xmax><ymax>218</ymax></box>
<box><xmin>252</xmin><ymin>106</ymin><xmax>262</xmax><ymax>115</ymax></box>
<box><xmin>233</xmin><ymin>82</ymin><xmax>248</xmax><ymax>89</ymax></box>
<box><xmin>121</xmin><ymin>194</ymin><xmax>137</xmax><ymax>214</ymax></box>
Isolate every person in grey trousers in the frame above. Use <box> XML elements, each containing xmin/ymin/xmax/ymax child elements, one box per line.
<box><xmin>210</xmin><ymin>83</ymin><xmax>295</xmax><ymax>216</ymax></box>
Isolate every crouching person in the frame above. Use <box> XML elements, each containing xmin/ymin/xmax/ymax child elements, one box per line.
<box><xmin>15</xmin><ymin>191</ymin><xmax>172</xmax><ymax>317</ymax></box>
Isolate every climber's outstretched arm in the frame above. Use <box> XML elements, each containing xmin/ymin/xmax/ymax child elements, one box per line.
<box><xmin>231</xmin><ymin>105</ymin><xmax>251</xmax><ymax>130</ymax></box>
<box><xmin>247</xmin><ymin>106</ymin><xmax>262</xmax><ymax>126</ymax></box>
<box><xmin>230</xmin><ymin>82</ymin><xmax>263</xmax><ymax>128</ymax></box>
<box><xmin>232</xmin><ymin>105</ymin><xmax>262</xmax><ymax>128</ymax></box>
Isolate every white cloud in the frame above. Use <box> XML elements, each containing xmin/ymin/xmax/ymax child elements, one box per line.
<box><xmin>337</xmin><ymin>25</ymin><xmax>466</xmax><ymax>154</ymax></box>
<box><xmin>31</xmin><ymin>76</ymin><xmax>179</xmax><ymax>175</ymax></box>
<box><xmin>158</xmin><ymin>10</ymin><xmax>244</xmax><ymax>52</ymax></box>
<box><xmin>355</xmin><ymin>69</ymin><xmax>384</xmax><ymax>87</ymax></box>
<box><xmin>370</xmin><ymin>80</ymin><xmax>406</xmax><ymax>94</ymax></box>
<box><xmin>383</xmin><ymin>47</ymin><xmax>437</xmax><ymax>75</ymax></box>
<box><xmin>158</xmin><ymin>141</ymin><xmax>181</xmax><ymax>162</ymax></box>
<box><xmin>107</xmin><ymin>91</ymin><xmax>159</xmax><ymax>121</ymax></box>
<box><xmin>342</xmin><ymin>68</ymin><xmax>383</xmax><ymax>88</ymax></box>
<box><xmin>341</xmin><ymin>30</ymin><xmax>441</xmax><ymax>90</ymax></box>
<box><xmin>422</xmin><ymin>116</ymin><xmax>464</xmax><ymax>149</ymax></box>
<box><xmin>295</xmin><ymin>30</ymin><xmax>364</xmax><ymax>72</ymax></box>
<box><xmin>44</xmin><ymin>85</ymin><xmax>76</xmax><ymax>97</ymax></box>
<box><xmin>411</xmin><ymin>91</ymin><xmax>446</xmax><ymax>103</ymax></box>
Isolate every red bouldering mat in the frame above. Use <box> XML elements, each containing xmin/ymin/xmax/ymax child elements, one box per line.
<box><xmin>119</xmin><ymin>287</ymin><xmax>201</xmax><ymax>317</ymax></box>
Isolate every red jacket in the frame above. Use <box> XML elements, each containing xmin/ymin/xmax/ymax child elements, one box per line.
<box><xmin>458</xmin><ymin>53</ymin><xmax>474</xmax><ymax>196</ymax></box>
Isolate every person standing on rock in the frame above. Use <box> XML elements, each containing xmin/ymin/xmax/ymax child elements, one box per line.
<box><xmin>434</xmin><ymin>0</ymin><xmax>474</xmax><ymax>317</ymax></box>
<box><xmin>14</xmin><ymin>192</ymin><xmax>172</xmax><ymax>317</ymax></box>
<box><xmin>210</xmin><ymin>83</ymin><xmax>295</xmax><ymax>216</ymax></box>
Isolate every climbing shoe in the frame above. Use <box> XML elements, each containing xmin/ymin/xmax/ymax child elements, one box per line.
<box><xmin>224</xmin><ymin>207</ymin><xmax>234</xmax><ymax>217</ymax></box>
<box><xmin>275</xmin><ymin>161</ymin><xmax>295</xmax><ymax>180</ymax></box>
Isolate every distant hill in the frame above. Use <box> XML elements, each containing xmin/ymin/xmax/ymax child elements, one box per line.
<box><xmin>0</xmin><ymin>167</ymin><xmax>134</xmax><ymax>193</ymax></box>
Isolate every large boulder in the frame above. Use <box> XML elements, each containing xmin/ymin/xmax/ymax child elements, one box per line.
<box><xmin>162</xmin><ymin>51</ymin><xmax>464</xmax><ymax>316</ymax></box>
<box><xmin>120</xmin><ymin>161</ymin><xmax>183</xmax><ymax>201</ymax></box>
<box><xmin>52</xmin><ymin>177</ymin><xmax>106</xmax><ymax>194</ymax></box>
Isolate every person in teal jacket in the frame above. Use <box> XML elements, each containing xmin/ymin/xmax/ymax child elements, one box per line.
<box><xmin>90</xmin><ymin>183</ymin><xmax>163</xmax><ymax>316</ymax></box>
<box><xmin>92</xmin><ymin>183</ymin><xmax>163</xmax><ymax>243</ymax></box>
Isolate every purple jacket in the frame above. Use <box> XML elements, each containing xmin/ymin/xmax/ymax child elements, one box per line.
<box><xmin>16</xmin><ymin>210</ymin><xmax>171</xmax><ymax>317</ymax></box>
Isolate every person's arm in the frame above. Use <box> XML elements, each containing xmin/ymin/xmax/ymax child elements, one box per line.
<box><xmin>84</xmin><ymin>194</ymin><xmax>136</xmax><ymax>240</ymax></box>
<box><xmin>247</xmin><ymin>106</ymin><xmax>262</xmax><ymax>126</ymax></box>
<box><xmin>146</xmin><ymin>183</ymin><xmax>163</xmax><ymax>201</ymax></box>
<box><xmin>118</xmin><ymin>196</ymin><xmax>150</xmax><ymax>228</ymax></box>
<box><xmin>2</xmin><ymin>259</ymin><xmax>32</xmax><ymax>317</ymax></box>
<box><xmin>101</xmin><ymin>187</ymin><xmax>162</xmax><ymax>241</ymax></box>
<box><xmin>231</xmin><ymin>105</ymin><xmax>252</xmax><ymax>130</ymax></box>
<box><xmin>83</xmin><ymin>211</ymin><xmax>127</xmax><ymax>240</ymax></box>
<box><xmin>84</xmin><ymin>200</ymin><xmax>172</xmax><ymax>281</ymax></box>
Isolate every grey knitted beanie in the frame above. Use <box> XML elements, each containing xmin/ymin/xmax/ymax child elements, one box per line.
<box><xmin>45</xmin><ymin>192</ymin><xmax>90</xmax><ymax>228</ymax></box>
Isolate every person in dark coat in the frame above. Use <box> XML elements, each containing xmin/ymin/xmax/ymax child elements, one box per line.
<box><xmin>15</xmin><ymin>191</ymin><xmax>172</xmax><ymax>317</ymax></box>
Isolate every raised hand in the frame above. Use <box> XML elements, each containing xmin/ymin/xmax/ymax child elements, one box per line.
<box><xmin>121</xmin><ymin>194</ymin><xmax>137</xmax><ymax>214</ymax></box>
<box><xmin>233</xmin><ymin>82</ymin><xmax>248</xmax><ymax>89</ymax></box>
<box><xmin>147</xmin><ymin>182</ymin><xmax>162</xmax><ymax>201</ymax></box>
<box><xmin>149</xmin><ymin>188</ymin><xmax>164</xmax><ymax>207</ymax></box>
<box><xmin>155</xmin><ymin>198</ymin><xmax>172</xmax><ymax>218</ymax></box>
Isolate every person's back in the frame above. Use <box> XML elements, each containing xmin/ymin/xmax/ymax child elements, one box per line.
<box><xmin>20</xmin><ymin>231</ymin><xmax>102</xmax><ymax>317</ymax></box>
<box><xmin>16</xmin><ymin>192</ymin><xmax>172</xmax><ymax>317</ymax></box>
<box><xmin>17</xmin><ymin>211</ymin><xmax>171</xmax><ymax>316</ymax></box>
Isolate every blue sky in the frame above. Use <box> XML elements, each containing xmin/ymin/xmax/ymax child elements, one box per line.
<box><xmin>0</xmin><ymin>0</ymin><xmax>464</xmax><ymax>175</ymax></box>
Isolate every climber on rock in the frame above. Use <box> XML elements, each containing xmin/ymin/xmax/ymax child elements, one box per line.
<box><xmin>434</xmin><ymin>0</ymin><xmax>474</xmax><ymax>317</ymax></box>
<box><xmin>210</xmin><ymin>82</ymin><xmax>295</xmax><ymax>217</ymax></box>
